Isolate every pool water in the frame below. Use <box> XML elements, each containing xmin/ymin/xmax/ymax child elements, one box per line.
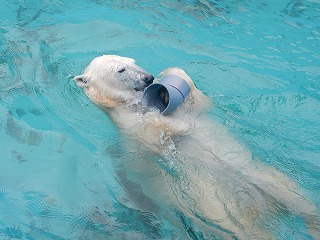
<box><xmin>0</xmin><ymin>0</ymin><xmax>319</xmax><ymax>239</ymax></box>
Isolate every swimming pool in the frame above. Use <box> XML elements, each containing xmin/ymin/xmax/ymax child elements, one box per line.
<box><xmin>0</xmin><ymin>0</ymin><xmax>319</xmax><ymax>239</ymax></box>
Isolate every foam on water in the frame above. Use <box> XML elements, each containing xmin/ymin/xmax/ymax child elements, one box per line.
<box><xmin>0</xmin><ymin>0</ymin><xmax>319</xmax><ymax>239</ymax></box>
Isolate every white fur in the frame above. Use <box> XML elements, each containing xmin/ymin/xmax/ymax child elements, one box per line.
<box><xmin>74</xmin><ymin>55</ymin><xmax>319</xmax><ymax>239</ymax></box>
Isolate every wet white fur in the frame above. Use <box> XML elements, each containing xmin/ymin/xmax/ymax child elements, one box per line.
<box><xmin>74</xmin><ymin>55</ymin><xmax>319</xmax><ymax>239</ymax></box>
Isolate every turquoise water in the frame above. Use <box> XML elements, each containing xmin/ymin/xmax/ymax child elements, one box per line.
<box><xmin>0</xmin><ymin>0</ymin><xmax>319</xmax><ymax>239</ymax></box>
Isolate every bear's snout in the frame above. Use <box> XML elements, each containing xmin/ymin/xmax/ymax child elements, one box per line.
<box><xmin>143</xmin><ymin>74</ymin><xmax>154</xmax><ymax>86</ymax></box>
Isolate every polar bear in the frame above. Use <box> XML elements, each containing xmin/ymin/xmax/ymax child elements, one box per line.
<box><xmin>74</xmin><ymin>55</ymin><xmax>319</xmax><ymax>239</ymax></box>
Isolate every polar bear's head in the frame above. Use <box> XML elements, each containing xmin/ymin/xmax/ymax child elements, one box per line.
<box><xmin>74</xmin><ymin>55</ymin><xmax>154</xmax><ymax>107</ymax></box>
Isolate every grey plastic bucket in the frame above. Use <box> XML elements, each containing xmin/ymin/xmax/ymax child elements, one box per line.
<box><xmin>142</xmin><ymin>75</ymin><xmax>191</xmax><ymax>115</ymax></box>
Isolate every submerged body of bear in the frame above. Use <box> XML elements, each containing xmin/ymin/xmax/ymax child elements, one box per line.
<box><xmin>74</xmin><ymin>55</ymin><xmax>319</xmax><ymax>239</ymax></box>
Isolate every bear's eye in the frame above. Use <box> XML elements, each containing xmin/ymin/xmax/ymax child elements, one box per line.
<box><xmin>117</xmin><ymin>67</ymin><xmax>126</xmax><ymax>73</ymax></box>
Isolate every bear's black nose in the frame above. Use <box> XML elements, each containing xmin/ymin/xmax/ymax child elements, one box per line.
<box><xmin>143</xmin><ymin>75</ymin><xmax>154</xmax><ymax>86</ymax></box>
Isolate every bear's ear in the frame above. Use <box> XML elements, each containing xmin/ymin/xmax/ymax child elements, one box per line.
<box><xmin>73</xmin><ymin>75</ymin><xmax>90</xmax><ymax>87</ymax></box>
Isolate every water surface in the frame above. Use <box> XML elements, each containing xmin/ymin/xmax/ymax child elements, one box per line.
<box><xmin>0</xmin><ymin>0</ymin><xmax>319</xmax><ymax>239</ymax></box>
